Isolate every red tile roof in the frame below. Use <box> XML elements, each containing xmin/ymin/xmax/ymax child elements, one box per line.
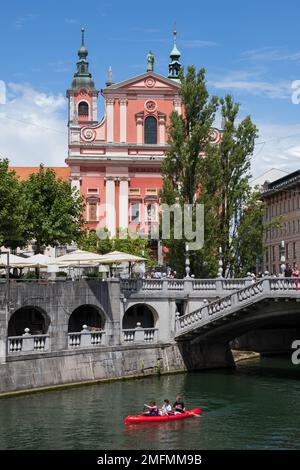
<box><xmin>9</xmin><ymin>167</ymin><xmax>70</xmax><ymax>181</ymax></box>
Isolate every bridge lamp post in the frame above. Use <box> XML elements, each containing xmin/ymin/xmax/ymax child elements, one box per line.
<box><xmin>280</xmin><ymin>240</ymin><xmax>286</xmax><ymax>277</ymax></box>
<box><xmin>217</xmin><ymin>246</ymin><xmax>223</xmax><ymax>278</ymax></box>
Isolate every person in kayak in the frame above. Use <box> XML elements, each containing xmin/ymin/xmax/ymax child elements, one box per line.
<box><xmin>159</xmin><ymin>399</ymin><xmax>172</xmax><ymax>416</ymax></box>
<box><xmin>143</xmin><ymin>400</ymin><xmax>159</xmax><ymax>416</ymax></box>
<box><xmin>173</xmin><ymin>395</ymin><xmax>186</xmax><ymax>414</ymax></box>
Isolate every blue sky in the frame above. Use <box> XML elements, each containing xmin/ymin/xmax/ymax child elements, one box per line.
<box><xmin>1</xmin><ymin>0</ymin><xmax>300</xmax><ymax>177</ymax></box>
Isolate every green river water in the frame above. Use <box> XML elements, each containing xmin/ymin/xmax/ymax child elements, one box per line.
<box><xmin>0</xmin><ymin>356</ymin><xmax>300</xmax><ymax>450</ymax></box>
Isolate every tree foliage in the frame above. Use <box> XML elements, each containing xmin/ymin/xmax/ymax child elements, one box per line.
<box><xmin>0</xmin><ymin>159</ymin><xmax>27</xmax><ymax>249</ymax></box>
<box><xmin>23</xmin><ymin>166</ymin><xmax>84</xmax><ymax>253</ymax></box>
<box><xmin>160</xmin><ymin>67</ymin><xmax>262</xmax><ymax>278</ymax></box>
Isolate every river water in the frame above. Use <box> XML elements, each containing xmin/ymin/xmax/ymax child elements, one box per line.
<box><xmin>0</xmin><ymin>356</ymin><xmax>300</xmax><ymax>450</ymax></box>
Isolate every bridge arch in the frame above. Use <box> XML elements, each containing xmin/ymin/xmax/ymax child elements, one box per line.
<box><xmin>68</xmin><ymin>304</ymin><xmax>106</xmax><ymax>333</ymax></box>
<box><xmin>8</xmin><ymin>306</ymin><xmax>50</xmax><ymax>337</ymax></box>
<box><xmin>123</xmin><ymin>303</ymin><xmax>158</xmax><ymax>329</ymax></box>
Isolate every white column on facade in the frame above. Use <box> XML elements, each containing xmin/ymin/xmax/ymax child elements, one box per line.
<box><xmin>92</xmin><ymin>95</ymin><xmax>98</xmax><ymax>121</ymax></box>
<box><xmin>71</xmin><ymin>178</ymin><xmax>81</xmax><ymax>193</ymax></box>
<box><xmin>119</xmin><ymin>177</ymin><xmax>129</xmax><ymax>230</ymax></box>
<box><xmin>106</xmin><ymin>98</ymin><xmax>114</xmax><ymax>142</ymax></box>
<box><xmin>136</xmin><ymin>113</ymin><xmax>144</xmax><ymax>144</ymax></box>
<box><xmin>119</xmin><ymin>98</ymin><xmax>127</xmax><ymax>143</ymax></box>
<box><xmin>69</xmin><ymin>94</ymin><xmax>74</xmax><ymax>122</ymax></box>
<box><xmin>158</xmin><ymin>113</ymin><xmax>166</xmax><ymax>145</ymax></box>
<box><xmin>174</xmin><ymin>97</ymin><xmax>182</xmax><ymax>115</ymax></box>
<box><xmin>105</xmin><ymin>177</ymin><xmax>116</xmax><ymax>237</ymax></box>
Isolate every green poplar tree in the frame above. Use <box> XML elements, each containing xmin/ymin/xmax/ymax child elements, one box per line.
<box><xmin>160</xmin><ymin>66</ymin><xmax>218</xmax><ymax>277</ymax></box>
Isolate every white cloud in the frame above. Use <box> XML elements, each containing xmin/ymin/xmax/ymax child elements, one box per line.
<box><xmin>181</xmin><ymin>40</ymin><xmax>217</xmax><ymax>48</ymax></box>
<box><xmin>210</xmin><ymin>69</ymin><xmax>291</xmax><ymax>99</ymax></box>
<box><xmin>0</xmin><ymin>82</ymin><xmax>67</xmax><ymax>166</ymax></box>
<box><xmin>13</xmin><ymin>14</ymin><xmax>38</xmax><ymax>30</ymax></box>
<box><xmin>242</xmin><ymin>47</ymin><xmax>300</xmax><ymax>62</ymax></box>
<box><xmin>65</xmin><ymin>18</ymin><xmax>78</xmax><ymax>25</ymax></box>
<box><xmin>252</xmin><ymin>122</ymin><xmax>300</xmax><ymax>178</ymax></box>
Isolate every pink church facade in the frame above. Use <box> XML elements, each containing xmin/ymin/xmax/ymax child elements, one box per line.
<box><xmin>66</xmin><ymin>29</ymin><xmax>221</xmax><ymax>256</ymax></box>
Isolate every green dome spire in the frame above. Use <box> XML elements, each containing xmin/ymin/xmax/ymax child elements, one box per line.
<box><xmin>71</xmin><ymin>27</ymin><xmax>95</xmax><ymax>90</ymax></box>
<box><xmin>168</xmin><ymin>27</ymin><xmax>182</xmax><ymax>80</ymax></box>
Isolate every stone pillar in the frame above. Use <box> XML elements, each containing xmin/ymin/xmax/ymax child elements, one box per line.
<box><xmin>0</xmin><ymin>305</ymin><xmax>7</xmax><ymax>364</ymax></box>
<box><xmin>105</xmin><ymin>177</ymin><xmax>116</xmax><ymax>237</ymax></box>
<box><xmin>119</xmin><ymin>178</ymin><xmax>129</xmax><ymax>230</ymax></box>
<box><xmin>158</xmin><ymin>113</ymin><xmax>166</xmax><ymax>145</ymax></box>
<box><xmin>70</xmin><ymin>177</ymin><xmax>80</xmax><ymax>193</ymax></box>
<box><xmin>136</xmin><ymin>113</ymin><xmax>144</xmax><ymax>144</ymax></box>
<box><xmin>174</xmin><ymin>97</ymin><xmax>182</xmax><ymax>115</ymax></box>
<box><xmin>106</xmin><ymin>98</ymin><xmax>114</xmax><ymax>142</ymax></box>
<box><xmin>119</xmin><ymin>98</ymin><xmax>127</xmax><ymax>143</ymax></box>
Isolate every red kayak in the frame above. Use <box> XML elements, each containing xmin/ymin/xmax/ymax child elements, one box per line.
<box><xmin>124</xmin><ymin>408</ymin><xmax>202</xmax><ymax>424</ymax></box>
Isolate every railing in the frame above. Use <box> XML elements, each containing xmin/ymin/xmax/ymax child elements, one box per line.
<box><xmin>68</xmin><ymin>327</ymin><xmax>106</xmax><ymax>348</ymax></box>
<box><xmin>122</xmin><ymin>327</ymin><xmax>158</xmax><ymax>344</ymax></box>
<box><xmin>175</xmin><ymin>277</ymin><xmax>300</xmax><ymax>337</ymax></box>
<box><xmin>120</xmin><ymin>278</ymin><xmax>253</xmax><ymax>294</ymax></box>
<box><xmin>8</xmin><ymin>333</ymin><xmax>50</xmax><ymax>354</ymax></box>
<box><xmin>167</xmin><ymin>279</ymin><xmax>184</xmax><ymax>290</ymax></box>
<box><xmin>142</xmin><ymin>279</ymin><xmax>163</xmax><ymax>290</ymax></box>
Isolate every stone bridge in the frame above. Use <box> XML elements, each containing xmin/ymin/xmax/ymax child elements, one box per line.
<box><xmin>0</xmin><ymin>276</ymin><xmax>299</xmax><ymax>395</ymax></box>
<box><xmin>175</xmin><ymin>278</ymin><xmax>300</xmax><ymax>352</ymax></box>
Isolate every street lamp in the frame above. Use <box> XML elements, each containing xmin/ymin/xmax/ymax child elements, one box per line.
<box><xmin>217</xmin><ymin>246</ymin><xmax>223</xmax><ymax>278</ymax></box>
<box><xmin>280</xmin><ymin>240</ymin><xmax>286</xmax><ymax>277</ymax></box>
<box><xmin>185</xmin><ymin>242</ymin><xmax>191</xmax><ymax>278</ymax></box>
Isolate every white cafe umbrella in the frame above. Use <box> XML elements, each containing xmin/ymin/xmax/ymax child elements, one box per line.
<box><xmin>0</xmin><ymin>253</ymin><xmax>32</xmax><ymax>268</ymax></box>
<box><xmin>19</xmin><ymin>254</ymin><xmax>57</xmax><ymax>268</ymax></box>
<box><xmin>56</xmin><ymin>249</ymin><xmax>105</xmax><ymax>266</ymax></box>
<box><xmin>99</xmin><ymin>251</ymin><xmax>146</xmax><ymax>264</ymax></box>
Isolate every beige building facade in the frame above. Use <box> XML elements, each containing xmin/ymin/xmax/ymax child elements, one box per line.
<box><xmin>262</xmin><ymin>170</ymin><xmax>300</xmax><ymax>274</ymax></box>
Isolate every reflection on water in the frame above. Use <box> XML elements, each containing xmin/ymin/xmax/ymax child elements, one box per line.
<box><xmin>0</xmin><ymin>357</ymin><xmax>299</xmax><ymax>449</ymax></box>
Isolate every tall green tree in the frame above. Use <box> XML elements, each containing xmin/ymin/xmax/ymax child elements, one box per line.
<box><xmin>160</xmin><ymin>66</ymin><xmax>218</xmax><ymax>277</ymax></box>
<box><xmin>198</xmin><ymin>96</ymin><xmax>258</xmax><ymax>277</ymax></box>
<box><xmin>0</xmin><ymin>159</ymin><xmax>27</xmax><ymax>249</ymax></box>
<box><xmin>23</xmin><ymin>166</ymin><xmax>84</xmax><ymax>254</ymax></box>
<box><xmin>160</xmin><ymin>66</ymin><xmax>260</xmax><ymax>278</ymax></box>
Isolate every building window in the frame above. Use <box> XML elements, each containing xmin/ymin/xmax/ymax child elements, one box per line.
<box><xmin>130</xmin><ymin>202</ymin><xmax>140</xmax><ymax>223</ymax></box>
<box><xmin>87</xmin><ymin>188</ymin><xmax>99</xmax><ymax>194</ymax></box>
<box><xmin>293</xmin><ymin>242</ymin><xmax>296</xmax><ymax>259</ymax></box>
<box><xmin>78</xmin><ymin>101</ymin><xmax>89</xmax><ymax>116</ymax></box>
<box><xmin>144</xmin><ymin>116</ymin><xmax>157</xmax><ymax>144</ymax></box>
<box><xmin>286</xmin><ymin>243</ymin><xmax>289</xmax><ymax>260</ymax></box>
<box><xmin>88</xmin><ymin>202</ymin><xmax>97</xmax><ymax>221</ymax></box>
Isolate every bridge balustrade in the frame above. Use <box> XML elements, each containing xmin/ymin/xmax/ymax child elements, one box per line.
<box><xmin>175</xmin><ymin>277</ymin><xmax>300</xmax><ymax>338</ymax></box>
<box><xmin>68</xmin><ymin>326</ymin><xmax>106</xmax><ymax>348</ymax></box>
<box><xmin>122</xmin><ymin>327</ymin><xmax>158</xmax><ymax>343</ymax></box>
<box><xmin>8</xmin><ymin>332</ymin><xmax>50</xmax><ymax>354</ymax></box>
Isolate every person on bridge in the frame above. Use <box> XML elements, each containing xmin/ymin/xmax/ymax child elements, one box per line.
<box><xmin>292</xmin><ymin>264</ymin><xmax>299</xmax><ymax>290</ymax></box>
<box><xmin>173</xmin><ymin>395</ymin><xmax>186</xmax><ymax>414</ymax></box>
<box><xmin>285</xmin><ymin>264</ymin><xmax>293</xmax><ymax>277</ymax></box>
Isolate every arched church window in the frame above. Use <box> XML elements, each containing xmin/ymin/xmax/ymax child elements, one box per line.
<box><xmin>144</xmin><ymin>116</ymin><xmax>157</xmax><ymax>144</ymax></box>
<box><xmin>78</xmin><ymin>101</ymin><xmax>89</xmax><ymax>117</ymax></box>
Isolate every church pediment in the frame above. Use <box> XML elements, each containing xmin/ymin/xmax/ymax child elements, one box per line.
<box><xmin>103</xmin><ymin>72</ymin><xmax>180</xmax><ymax>93</ymax></box>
